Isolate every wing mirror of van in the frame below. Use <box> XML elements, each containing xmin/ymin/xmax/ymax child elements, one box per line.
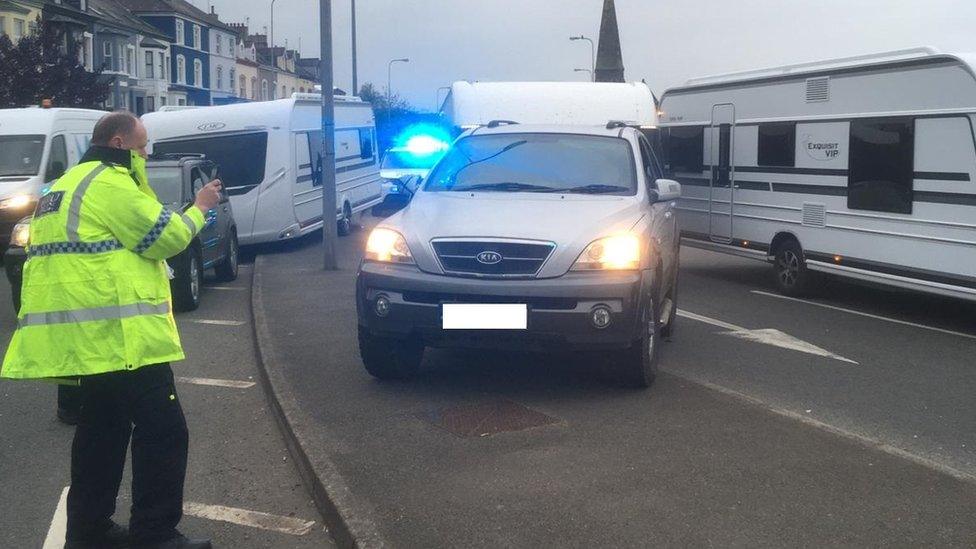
<box><xmin>651</xmin><ymin>179</ymin><xmax>682</xmax><ymax>203</ymax></box>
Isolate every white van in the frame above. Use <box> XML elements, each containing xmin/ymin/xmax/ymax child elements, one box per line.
<box><xmin>143</xmin><ymin>94</ymin><xmax>383</xmax><ymax>244</ymax></box>
<box><xmin>0</xmin><ymin>107</ymin><xmax>103</xmax><ymax>250</ymax></box>
<box><xmin>658</xmin><ymin>47</ymin><xmax>976</xmax><ymax>302</ymax></box>
<box><xmin>439</xmin><ymin>81</ymin><xmax>658</xmax><ymax>132</ymax></box>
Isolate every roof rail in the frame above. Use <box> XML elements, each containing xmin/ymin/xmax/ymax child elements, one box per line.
<box><xmin>486</xmin><ymin>119</ymin><xmax>518</xmax><ymax>128</ymax></box>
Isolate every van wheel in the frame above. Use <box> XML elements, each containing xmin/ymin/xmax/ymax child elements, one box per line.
<box><xmin>214</xmin><ymin>232</ymin><xmax>239</xmax><ymax>282</ymax></box>
<box><xmin>172</xmin><ymin>248</ymin><xmax>203</xmax><ymax>312</ymax></box>
<box><xmin>774</xmin><ymin>239</ymin><xmax>813</xmax><ymax>297</ymax></box>
<box><xmin>337</xmin><ymin>204</ymin><xmax>352</xmax><ymax>236</ymax></box>
<box><xmin>614</xmin><ymin>293</ymin><xmax>660</xmax><ymax>388</ymax></box>
<box><xmin>358</xmin><ymin>326</ymin><xmax>423</xmax><ymax>380</ymax></box>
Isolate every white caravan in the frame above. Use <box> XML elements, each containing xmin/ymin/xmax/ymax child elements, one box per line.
<box><xmin>0</xmin><ymin>107</ymin><xmax>104</xmax><ymax>249</ymax></box>
<box><xmin>440</xmin><ymin>81</ymin><xmax>657</xmax><ymax>132</ymax></box>
<box><xmin>658</xmin><ymin>47</ymin><xmax>976</xmax><ymax>302</ymax></box>
<box><xmin>143</xmin><ymin>94</ymin><xmax>382</xmax><ymax>244</ymax></box>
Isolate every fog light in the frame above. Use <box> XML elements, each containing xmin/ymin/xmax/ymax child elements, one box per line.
<box><xmin>375</xmin><ymin>295</ymin><xmax>391</xmax><ymax>317</ymax></box>
<box><xmin>591</xmin><ymin>306</ymin><xmax>612</xmax><ymax>329</ymax></box>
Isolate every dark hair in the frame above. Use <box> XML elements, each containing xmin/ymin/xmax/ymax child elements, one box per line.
<box><xmin>91</xmin><ymin>110</ymin><xmax>139</xmax><ymax>146</ymax></box>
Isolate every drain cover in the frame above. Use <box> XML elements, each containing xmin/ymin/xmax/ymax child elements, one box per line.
<box><xmin>421</xmin><ymin>399</ymin><xmax>559</xmax><ymax>438</ymax></box>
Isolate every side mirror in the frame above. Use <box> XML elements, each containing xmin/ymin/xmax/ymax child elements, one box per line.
<box><xmin>372</xmin><ymin>192</ymin><xmax>411</xmax><ymax>217</ymax></box>
<box><xmin>652</xmin><ymin>179</ymin><xmax>682</xmax><ymax>203</ymax></box>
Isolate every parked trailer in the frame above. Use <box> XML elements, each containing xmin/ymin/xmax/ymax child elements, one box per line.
<box><xmin>658</xmin><ymin>47</ymin><xmax>976</xmax><ymax>302</ymax></box>
<box><xmin>439</xmin><ymin>81</ymin><xmax>658</xmax><ymax>132</ymax></box>
<box><xmin>143</xmin><ymin>94</ymin><xmax>382</xmax><ymax>244</ymax></box>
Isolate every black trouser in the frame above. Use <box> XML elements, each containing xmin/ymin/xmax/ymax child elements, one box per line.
<box><xmin>58</xmin><ymin>383</ymin><xmax>83</xmax><ymax>414</ymax></box>
<box><xmin>66</xmin><ymin>363</ymin><xmax>189</xmax><ymax>544</ymax></box>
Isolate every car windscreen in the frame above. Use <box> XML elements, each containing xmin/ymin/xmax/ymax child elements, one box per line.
<box><xmin>146</xmin><ymin>166</ymin><xmax>186</xmax><ymax>206</ymax></box>
<box><xmin>153</xmin><ymin>132</ymin><xmax>267</xmax><ymax>196</ymax></box>
<box><xmin>423</xmin><ymin>133</ymin><xmax>637</xmax><ymax>195</ymax></box>
<box><xmin>0</xmin><ymin>135</ymin><xmax>46</xmax><ymax>177</ymax></box>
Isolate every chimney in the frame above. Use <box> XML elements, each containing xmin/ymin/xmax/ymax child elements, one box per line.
<box><xmin>594</xmin><ymin>0</ymin><xmax>625</xmax><ymax>82</ymax></box>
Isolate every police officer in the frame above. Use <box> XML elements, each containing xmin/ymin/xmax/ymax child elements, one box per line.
<box><xmin>1</xmin><ymin>111</ymin><xmax>220</xmax><ymax>549</ymax></box>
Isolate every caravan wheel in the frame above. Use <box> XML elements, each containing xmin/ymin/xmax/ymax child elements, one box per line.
<box><xmin>773</xmin><ymin>239</ymin><xmax>814</xmax><ymax>297</ymax></box>
<box><xmin>337</xmin><ymin>204</ymin><xmax>352</xmax><ymax>236</ymax></box>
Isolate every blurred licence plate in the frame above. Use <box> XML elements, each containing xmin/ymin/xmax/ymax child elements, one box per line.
<box><xmin>442</xmin><ymin>304</ymin><xmax>527</xmax><ymax>330</ymax></box>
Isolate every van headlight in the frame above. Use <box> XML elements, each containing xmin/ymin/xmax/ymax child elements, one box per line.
<box><xmin>10</xmin><ymin>217</ymin><xmax>31</xmax><ymax>248</ymax></box>
<box><xmin>572</xmin><ymin>234</ymin><xmax>641</xmax><ymax>271</ymax></box>
<box><xmin>0</xmin><ymin>194</ymin><xmax>32</xmax><ymax>210</ymax></box>
<box><xmin>365</xmin><ymin>228</ymin><xmax>414</xmax><ymax>264</ymax></box>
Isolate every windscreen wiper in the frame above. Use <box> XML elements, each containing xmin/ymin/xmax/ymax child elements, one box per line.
<box><xmin>559</xmin><ymin>184</ymin><xmax>630</xmax><ymax>194</ymax></box>
<box><xmin>457</xmin><ymin>182</ymin><xmax>555</xmax><ymax>193</ymax></box>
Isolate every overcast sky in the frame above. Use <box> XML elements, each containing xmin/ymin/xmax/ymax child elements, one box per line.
<box><xmin>195</xmin><ymin>0</ymin><xmax>976</xmax><ymax>111</ymax></box>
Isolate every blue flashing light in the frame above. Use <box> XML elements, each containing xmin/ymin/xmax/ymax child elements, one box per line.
<box><xmin>393</xmin><ymin>123</ymin><xmax>452</xmax><ymax>158</ymax></box>
<box><xmin>404</xmin><ymin>135</ymin><xmax>449</xmax><ymax>156</ymax></box>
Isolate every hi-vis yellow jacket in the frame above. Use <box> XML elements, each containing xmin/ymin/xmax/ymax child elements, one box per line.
<box><xmin>1</xmin><ymin>146</ymin><xmax>205</xmax><ymax>379</ymax></box>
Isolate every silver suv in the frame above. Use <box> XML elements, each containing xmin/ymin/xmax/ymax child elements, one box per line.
<box><xmin>356</xmin><ymin>122</ymin><xmax>681</xmax><ymax>387</ymax></box>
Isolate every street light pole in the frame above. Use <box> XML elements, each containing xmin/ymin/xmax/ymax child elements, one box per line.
<box><xmin>320</xmin><ymin>0</ymin><xmax>338</xmax><ymax>270</ymax></box>
<box><xmin>387</xmin><ymin>58</ymin><xmax>409</xmax><ymax>104</ymax></box>
<box><xmin>569</xmin><ymin>35</ymin><xmax>594</xmax><ymax>82</ymax></box>
<box><xmin>351</xmin><ymin>0</ymin><xmax>358</xmax><ymax>95</ymax></box>
<box><xmin>270</xmin><ymin>0</ymin><xmax>277</xmax><ymax>51</ymax></box>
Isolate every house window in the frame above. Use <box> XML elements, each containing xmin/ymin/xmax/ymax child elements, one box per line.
<box><xmin>239</xmin><ymin>75</ymin><xmax>246</xmax><ymax>97</ymax></box>
<box><xmin>146</xmin><ymin>96</ymin><xmax>155</xmax><ymax>112</ymax></box>
<box><xmin>666</xmin><ymin>126</ymin><xmax>705</xmax><ymax>173</ymax></box>
<box><xmin>164</xmin><ymin>56</ymin><xmax>170</xmax><ymax>80</ymax></box>
<box><xmin>158</xmin><ymin>53</ymin><xmax>165</xmax><ymax>80</ymax></box>
<box><xmin>82</xmin><ymin>33</ymin><xmax>94</xmax><ymax>71</ymax></box>
<box><xmin>103</xmin><ymin>41</ymin><xmax>113</xmax><ymax>68</ymax></box>
<box><xmin>144</xmin><ymin>50</ymin><xmax>154</xmax><ymax>78</ymax></box>
<box><xmin>127</xmin><ymin>46</ymin><xmax>135</xmax><ymax>76</ymax></box>
<box><xmin>757</xmin><ymin>122</ymin><xmax>796</xmax><ymax>167</ymax></box>
<box><xmin>848</xmin><ymin>117</ymin><xmax>915</xmax><ymax>214</ymax></box>
<box><xmin>193</xmin><ymin>59</ymin><xmax>203</xmax><ymax>87</ymax></box>
<box><xmin>216</xmin><ymin>66</ymin><xmax>223</xmax><ymax>90</ymax></box>
<box><xmin>215</xmin><ymin>34</ymin><xmax>222</xmax><ymax>54</ymax></box>
<box><xmin>160</xmin><ymin>96</ymin><xmax>167</xmax><ymax>106</ymax></box>
<box><xmin>229</xmin><ymin>68</ymin><xmax>235</xmax><ymax>91</ymax></box>
<box><xmin>176</xmin><ymin>55</ymin><xmax>186</xmax><ymax>83</ymax></box>
<box><xmin>118</xmin><ymin>44</ymin><xmax>124</xmax><ymax>72</ymax></box>
<box><xmin>261</xmin><ymin>79</ymin><xmax>268</xmax><ymax>100</ymax></box>
<box><xmin>193</xmin><ymin>26</ymin><xmax>200</xmax><ymax>50</ymax></box>
<box><xmin>13</xmin><ymin>19</ymin><xmax>24</xmax><ymax>42</ymax></box>
<box><xmin>251</xmin><ymin>77</ymin><xmax>257</xmax><ymax>99</ymax></box>
<box><xmin>0</xmin><ymin>17</ymin><xmax>6</xmax><ymax>38</ymax></box>
<box><xmin>281</xmin><ymin>85</ymin><xmax>286</xmax><ymax>98</ymax></box>
<box><xmin>178</xmin><ymin>98</ymin><xmax>186</xmax><ymax>106</ymax></box>
<box><xmin>175</xmin><ymin>20</ymin><xmax>184</xmax><ymax>45</ymax></box>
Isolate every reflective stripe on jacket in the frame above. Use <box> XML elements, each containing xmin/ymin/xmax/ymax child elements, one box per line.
<box><xmin>1</xmin><ymin>148</ymin><xmax>206</xmax><ymax>379</ymax></box>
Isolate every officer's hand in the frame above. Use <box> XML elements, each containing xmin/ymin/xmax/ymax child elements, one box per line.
<box><xmin>194</xmin><ymin>179</ymin><xmax>222</xmax><ymax>213</ymax></box>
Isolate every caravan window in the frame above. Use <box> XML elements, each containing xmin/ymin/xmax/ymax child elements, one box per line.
<box><xmin>666</xmin><ymin>126</ymin><xmax>704</xmax><ymax>173</ymax></box>
<box><xmin>758</xmin><ymin>122</ymin><xmax>796</xmax><ymax>167</ymax></box>
<box><xmin>848</xmin><ymin>118</ymin><xmax>914</xmax><ymax>214</ymax></box>
<box><xmin>359</xmin><ymin>129</ymin><xmax>374</xmax><ymax>160</ymax></box>
<box><xmin>153</xmin><ymin>132</ymin><xmax>268</xmax><ymax>196</ymax></box>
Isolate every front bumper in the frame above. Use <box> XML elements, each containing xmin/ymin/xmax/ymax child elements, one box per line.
<box><xmin>356</xmin><ymin>261</ymin><xmax>654</xmax><ymax>351</ymax></box>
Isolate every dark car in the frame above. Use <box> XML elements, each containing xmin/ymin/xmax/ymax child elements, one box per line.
<box><xmin>3</xmin><ymin>154</ymin><xmax>239</xmax><ymax>313</ymax></box>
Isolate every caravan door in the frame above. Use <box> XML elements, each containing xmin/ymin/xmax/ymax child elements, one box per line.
<box><xmin>709</xmin><ymin>104</ymin><xmax>735</xmax><ymax>243</ymax></box>
<box><xmin>293</xmin><ymin>131</ymin><xmax>323</xmax><ymax>228</ymax></box>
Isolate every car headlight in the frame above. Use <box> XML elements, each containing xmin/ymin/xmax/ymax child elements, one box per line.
<box><xmin>365</xmin><ymin>228</ymin><xmax>414</xmax><ymax>264</ymax></box>
<box><xmin>0</xmin><ymin>194</ymin><xmax>33</xmax><ymax>210</ymax></box>
<box><xmin>10</xmin><ymin>218</ymin><xmax>31</xmax><ymax>248</ymax></box>
<box><xmin>572</xmin><ymin>234</ymin><xmax>641</xmax><ymax>271</ymax></box>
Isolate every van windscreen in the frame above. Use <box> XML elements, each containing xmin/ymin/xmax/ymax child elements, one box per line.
<box><xmin>0</xmin><ymin>135</ymin><xmax>46</xmax><ymax>177</ymax></box>
<box><xmin>153</xmin><ymin>132</ymin><xmax>268</xmax><ymax>196</ymax></box>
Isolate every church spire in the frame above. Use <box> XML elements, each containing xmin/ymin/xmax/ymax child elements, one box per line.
<box><xmin>594</xmin><ymin>0</ymin><xmax>625</xmax><ymax>82</ymax></box>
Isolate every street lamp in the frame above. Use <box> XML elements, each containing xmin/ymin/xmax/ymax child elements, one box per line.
<box><xmin>574</xmin><ymin>68</ymin><xmax>592</xmax><ymax>80</ymax></box>
<box><xmin>270</xmin><ymin>0</ymin><xmax>277</xmax><ymax>50</ymax></box>
<box><xmin>569</xmin><ymin>35</ymin><xmax>594</xmax><ymax>82</ymax></box>
<box><xmin>387</xmin><ymin>58</ymin><xmax>409</xmax><ymax>103</ymax></box>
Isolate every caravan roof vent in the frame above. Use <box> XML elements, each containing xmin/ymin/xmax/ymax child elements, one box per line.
<box><xmin>805</xmin><ymin>77</ymin><xmax>830</xmax><ymax>102</ymax></box>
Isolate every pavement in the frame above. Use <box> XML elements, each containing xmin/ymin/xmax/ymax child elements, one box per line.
<box><xmin>0</xmin><ymin>263</ymin><xmax>335</xmax><ymax>547</ymax></box>
<box><xmin>248</xmin><ymin>216</ymin><xmax>976</xmax><ymax>548</ymax></box>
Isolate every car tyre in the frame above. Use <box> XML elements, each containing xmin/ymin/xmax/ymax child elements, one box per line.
<box><xmin>358</xmin><ymin>326</ymin><xmax>423</xmax><ymax>380</ymax></box>
<box><xmin>337</xmin><ymin>204</ymin><xmax>352</xmax><ymax>237</ymax></box>
<box><xmin>172</xmin><ymin>247</ymin><xmax>203</xmax><ymax>312</ymax></box>
<box><xmin>615</xmin><ymin>292</ymin><xmax>661</xmax><ymax>388</ymax></box>
<box><xmin>773</xmin><ymin>239</ymin><xmax>814</xmax><ymax>297</ymax></box>
<box><xmin>214</xmin><ymin>231</ymin><xmax>239</xmax><ymax>282</ymax></box>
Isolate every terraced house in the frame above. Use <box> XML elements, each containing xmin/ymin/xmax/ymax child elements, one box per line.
<box><xmin>119</xmin><ymin>0</ymin><xmax>213</xmax><ymax>106</ymax></box>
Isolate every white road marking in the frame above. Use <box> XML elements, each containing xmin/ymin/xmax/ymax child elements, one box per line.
<box><xmin>206</xmin><ymin>286</ymin><xmax>247</xmax><ymax>291</ymax></box>
<box><xmin>666</xmin><ymin>372</ymin><xmax>976</xmax><ymax>486</ymax></box>
<box><xmin>182</xmin><ymin>501</ymin><xmax>316</xmax><ymax>536</ymax></box>
<box><xmin>42</xmin><ymin>486</ymin><xmax>69</xmax><ymax>549</ymax></box>
<box><xmin>677</xmin><ymin>309</ymin><xmax>746</xmax><ymax>332</ymax></box>
<box><xmin>677</xmin><ymin>309</ymin><xmax>858</xmax><ymax>364</ymax></box>
<box><xmin>176</xmin><ymin>376</ymin><xmax>256</xmax><ymax>389</ymax></box>
<box><xmin>188</xmin><ymin>319</ymin><xmax>247</xmax><ymax>326</ymax></box>
<box><xmin>751</xmin><ymin>290</ymin><xmax>976</xmax><ymax>341</ymax></box>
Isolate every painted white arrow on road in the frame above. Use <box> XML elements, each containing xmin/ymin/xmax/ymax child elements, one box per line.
<box><xmin>677</xmin><ymin>310</ymin><xmax>858</xmax><ymax>365</ymax></box>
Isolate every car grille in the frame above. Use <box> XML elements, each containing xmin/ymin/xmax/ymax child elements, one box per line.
<box><xmin>431</xmin><ymin>239</ymin><xmax>555</xmax><ymax>278</ymax></box>
<box><xmin>402</xmin><ymin>291</ymin><xmax>577</xmax><ymax>310</ymax></box>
